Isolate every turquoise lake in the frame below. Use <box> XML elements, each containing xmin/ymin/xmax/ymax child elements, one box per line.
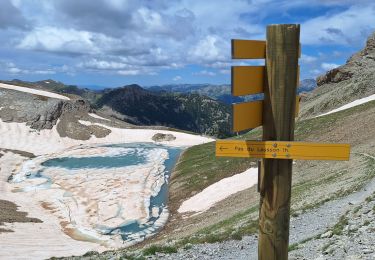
<box><xmin>24</xmin><ymin>143</ymin><xmax>182</xmax><ymax>242</ymax></box>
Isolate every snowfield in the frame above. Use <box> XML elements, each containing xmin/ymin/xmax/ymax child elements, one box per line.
<box><xmin>0</xmin><ymin>82</ymin><xmax>70</xmax><ymax>100</ymax></box>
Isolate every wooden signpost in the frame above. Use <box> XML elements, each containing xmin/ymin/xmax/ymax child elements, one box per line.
<box><xmin>215</xmin><ymin>24</ymin><xmax>350</xmax><ymax>260</ymax></box>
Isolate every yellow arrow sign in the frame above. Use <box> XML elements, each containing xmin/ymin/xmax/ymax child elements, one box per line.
<box><xmin>232</xmin><ymin>66</ymin><xmax>301</xmax><ymax>96</ymax></box>
<box><xmin>232</xmin><ymin>39</ymin><xmax>266</xmax><ymax>59</ymax></box>
<box><xmin>232</xmin><ymin>66</ymin><xmax>265</xmax><ymax>96</ymax></box>
<box><xmin>232</xmin><ymin>100</ymin><xmax>263</xmax><ymax>132</ymax></box>
<box><xmin>216</xmin><ymin>140</ymin><xmax>350</xmax><ymax>160</ymax></box>
<box><xmin>233</xmin><ymin>97</ymin><xmax>301</xmax><ymax>132</ymax></box>
<box><xmin>232</xmin><ymin>39</ymin><xmax>301</xmax><ymax>59</ymax></box>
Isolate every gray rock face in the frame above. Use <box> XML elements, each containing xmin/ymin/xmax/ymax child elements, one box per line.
<box><xmin>300</xmin><ymin>32</ymin><xmax>375</xmax><ymax>118</ymax></box>
<box><xmin>0</xmin><ymin>88</ymin><xmax>90</xmax><ymax>130</ymax></box>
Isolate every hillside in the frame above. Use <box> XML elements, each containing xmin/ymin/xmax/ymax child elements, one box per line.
<box><xmin>96</xmin><ymin>85</ymin><xmax>232</xmax><ymax>138</ymax></box>
<box><xmin>77</xmin><ymin>95</ymin><xmax>375</xmax><ymax>260</ymax></box>
<box><xmin>300</xmin><ymin>32</ymin><xmax>375</xmax><ymax>118</ymax></box>
<box><xmin>0</xmin><ymin>79</ymin><xmax>102</xmax><ymax>104</ymax></box>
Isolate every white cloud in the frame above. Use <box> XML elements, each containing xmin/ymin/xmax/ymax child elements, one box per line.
<box><xmin>219</xmin><ymin>69</ymin><xmax>230</xmax><ymax>74</ymax></box>
<box><xmin>7</xmin><ymin>67</ymin><xmax>23</xmax><ymax>74</ymax></box>
<box><xmin>4</xmin><ymin>62</ymin><xmax>55</xmax><ymax>75</ymax></box>
<box><xmin>79</xmin><ymin>59</ymin><xmax>129</xmax><ymax>70</ymax></box>
<box><xmin>173</xmin><ymin>75</ymin><xmax>182</xmax><ymax>81</ymax></box>
<box><xmin>301</xmin><ymin>4</ymin><xmax>375</xmax><ymax>45</ymax></box>
<box><xmin>3</xmin><ymin>0</ymin><xmax>375</xmax><ymax>81</ymax></box>
<box><xmin>300</xmin><ymin>54</ymin><xmax>318</xmax><ymax>64</ymax></box>
<box><xmin>117</xmin><ymin>70</ymin><xmax>141</xmax><ymax>76</ymax></box>
<box><xmin>188</xmin><ymin>35</ymin><xmax>227</xmax><ymax>63</ymax></box>
<box><xmin>17</xmin><ymin>26</ymin><xmax>124</xmax><ymax>55</ymax></box>
<box><xmin>193</xmin><ymin>70</ymin><xmax>216</xmax><ymax>76</ymax></box>
<box><xmin>34</xmin><ymin>70</ymin><xmax>56</xmax><ymax>75</ymax></box>
<box><xmin>321</xmin><ymin>62</ymin><xmax>340</xmax><ymax>70</ymax></box>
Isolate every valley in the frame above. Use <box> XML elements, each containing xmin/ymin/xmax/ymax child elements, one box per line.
<box><xmin>0</xmin><ymin>23</ymin><xmax>374</xmax><ymax>260</ymax></box>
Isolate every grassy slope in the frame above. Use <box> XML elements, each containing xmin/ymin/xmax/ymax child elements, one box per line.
<box><xmin>172</xmin><ymin>100</ymin><xmax>375</xmax><ymax>206</ymax></box>
<box><xmin>162</xmin><ymin>100</ymin><xmax>375</xmax><ymax>246</ymax></box>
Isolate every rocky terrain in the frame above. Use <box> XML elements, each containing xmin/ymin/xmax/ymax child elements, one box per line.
<box><xmin>300</xmin><ymin>32</ymin><xmax>375</xmax><ymax>118</ymax></box>
<box><xmin>0</xmin><ymin>86</ymin><xmax>128</xmax><ymax>140</ymax></box>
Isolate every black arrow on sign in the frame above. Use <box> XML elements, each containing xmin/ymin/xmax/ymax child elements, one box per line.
<box><xmin>220</xmin><ymin>146</ymin><xmax>229</xmax><ymax>151</ymax></box>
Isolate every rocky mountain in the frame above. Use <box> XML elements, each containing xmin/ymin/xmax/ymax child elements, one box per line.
<box><xmin>0</xmin><ymin>79</ymin><xmax>102</xmax><ymax>104</ymax></box>
<box><xmin>148</xmin><ymin>84</ymin><xmax>232</xmax><ymax>103</ymax></box>
<box><xmin>96</xmin><ymin>84</ymin><xmax>231</xmax><ymax>137</ymax></box>
<box><xmin>0</xmin><ymin>87</ymin><xmax>130</xmax><ymax>140</ymax></box>
<box><xmin>300</xmin><ymin>32</ymin><xmax>375</xmax><ymax>118</ymax></box>
<box><xmin>0</xmin><ymin>80</ymin><xmax>232</xmax><ymax>137</ymax></box>
<box><xmin>148</xmin><ymin>80</ymin><xmax>316</xmax><ymax>105</ymax></box>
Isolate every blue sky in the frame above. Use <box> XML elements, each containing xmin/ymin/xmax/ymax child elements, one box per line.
<box><xmin>0</xmin><ymin>0</ymin><xmax>374</xmax><ymax>88</ymax></box>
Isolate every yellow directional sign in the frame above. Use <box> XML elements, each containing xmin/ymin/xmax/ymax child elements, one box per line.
<box><xmin>216</xmin><ymin>140</ymin><xmax>350</xmax><ymax>161</ymax></box>
<box><xmin>233</xmin><ymin>96</ymin><xmax>301</xmax><ymax>132</ymax></box>
<box><xmin>232</xmin><ymin>66</ymin><xmax>301</xmax><ymax>96</ymax></box>
<box><xmin>232</xmin><ymin>39</ymin><xmax>266</xmax><ymax>59</ymax></box>
<box><xmin>232</xmin><ymin>66</ymin><xmax>265</xmax><ymax>96</ymax></box>
<box><xmin>232</xmin><ymin>39</ymin><xmax>301</xmax><ymax>59</ymax></box>
<box><xmin>232</xmin><ymin>101</ymin><xmax>263</xmax><ymax>132</ymax></box>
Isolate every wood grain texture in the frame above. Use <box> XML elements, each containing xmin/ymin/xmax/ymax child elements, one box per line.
<box><xmin>258</xmin><ymin>24</ymin><xmax>300</xmax><ymax>260</ymax></box>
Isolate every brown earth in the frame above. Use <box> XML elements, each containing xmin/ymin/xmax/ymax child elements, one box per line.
<box><xmin>0</xmin><ymin>199</ymin><xmax>42</xmax><ymax>233</ymax></box>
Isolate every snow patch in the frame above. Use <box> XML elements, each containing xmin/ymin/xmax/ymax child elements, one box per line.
<box><xmin>0</xmin><ymin>83</ymin><xmax>70</xmax><ymax>100</ymax></box>
<box><xmin>88</xmin><ymin>113</ymin><xmax>110</xmax><ymax>121</ymax></box>
<box><xmin>178</xmin><ymin>167</ymin><xmax>258</xmax><ymax>214</ymax></box>
<box><xmin>316</xmin><ymin>93</ymin><xmax>375</xmax><ymax>118</ymax></box>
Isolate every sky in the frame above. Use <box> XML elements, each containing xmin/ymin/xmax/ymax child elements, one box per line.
<box><xmin>0</xmin><ymin>0</ymin><xmax>374</xmax><ymax>88</ymax></box>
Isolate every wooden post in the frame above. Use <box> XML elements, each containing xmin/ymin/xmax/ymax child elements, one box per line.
<box><xmin>258</xmin><ymin>24</ymin><xmax>300</xmax><ymax>259</ymax></box>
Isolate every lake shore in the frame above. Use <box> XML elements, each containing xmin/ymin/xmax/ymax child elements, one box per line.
<box><xmin>0</xmin><ymin>120</ymin><xmax>213</xmax><ymax>259</ymax></box>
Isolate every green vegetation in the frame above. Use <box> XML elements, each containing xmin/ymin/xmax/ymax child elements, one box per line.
<box><xmin>295</xmin><ymin>99</ymin><xmax>375</xmax><ymax>140</ymax></box>
<box><xmin>142</xmin><ymin>245</ymin><xmax>178</xmax><ymax>255</ymax></box>
<box><xmin>353</xmin><ymin>205</ymin><xmax>362</xmax><ymax>214</ymax></box>
<box><xmin>288</xmin><ymin>234</ymin><xmax>320</xmax><ymax>252</ymax></box>
<box><xmin>288</xmin><ymin>243</ymin><xmax>299</xmax><ymax>251</ymax></box>
<box><xmin>321</xmin><ymin>241</ymin><xmax>335</xmax><ymax>253</ymax></box>
<box><xmin>163</xmin><ymin>206</ymin><xmax>259</xmax><ymax>250</ymax></box>
<box><xmin>332</xmin><ymin>214</ymin><xmax>349</xmax><ymax>235</ymax></box>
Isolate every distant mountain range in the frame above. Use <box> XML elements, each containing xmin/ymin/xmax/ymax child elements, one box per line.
<box><xmin>0</xmin><ymin>80</ymin><xmax>231</xmax><ymax>137</ymax></box>
<box><xmin>0</xmin><ymin>76</ymin><xmax>316</xmax><ymax>138</ymax></box>
<box><xmin>148</xmin><ymin>79</ymin><xmax>316</xmax><ymax>104</ymax></box>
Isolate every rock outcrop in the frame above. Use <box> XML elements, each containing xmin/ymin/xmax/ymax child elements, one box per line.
<box><xmin>300</xmin><ymin>32</ymin><xmax>375</xmax><ymax>118</ymax></box>
<box><xmin>0</xmin><ymin>88</ymin><xmax>91</xmax><ymax>130</ymax></box>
